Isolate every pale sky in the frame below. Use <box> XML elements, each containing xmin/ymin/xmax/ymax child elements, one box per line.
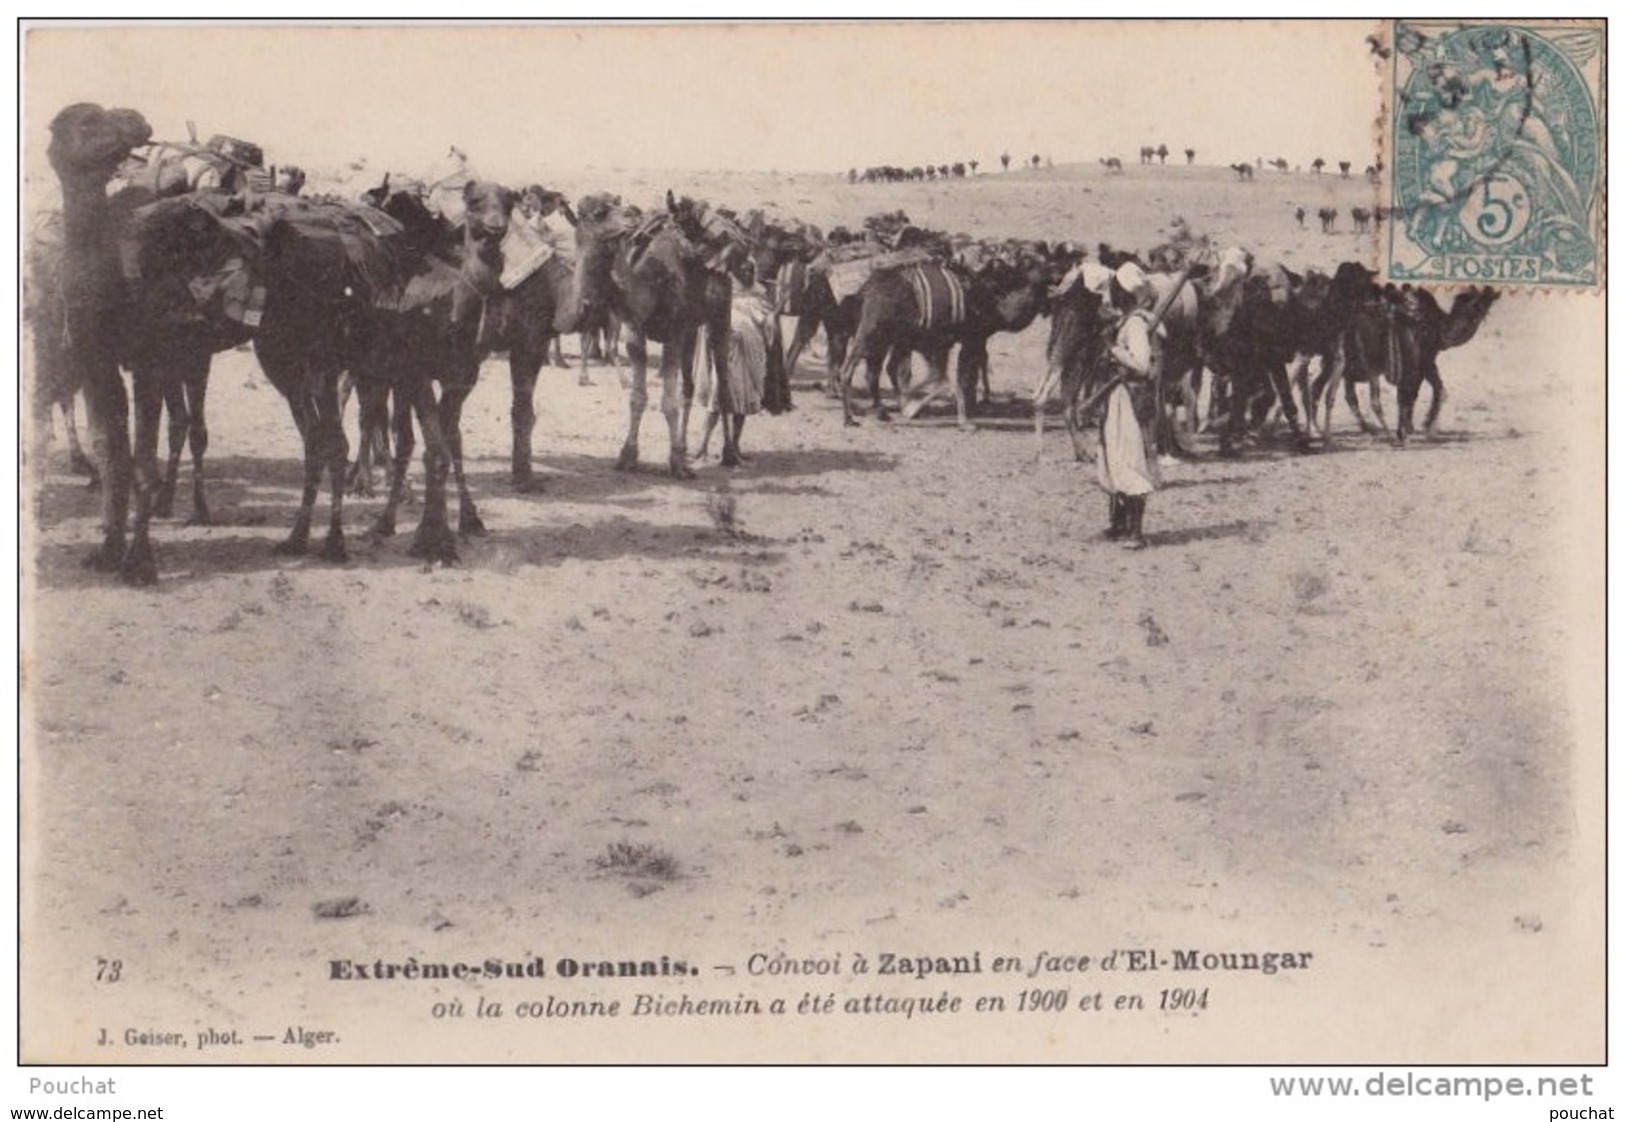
<box><xmin>23</xmin><ymin>20</ymin><xmax>1384</xmax><ymax>186</ymax></box>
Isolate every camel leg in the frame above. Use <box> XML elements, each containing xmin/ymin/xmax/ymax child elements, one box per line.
<box><xmin>901</xmin><ymin>347</ymin><xmax>959</xmax><ymax>423</ymax></box>
<box><xmin>600</xmin><ymin>320</ymin><xmax>627</xmax><ymax>387</ymax></box>
<box><xmin>509</xmin><ymin>345</ymin><xmax>545</xmax><ymax>492</ymax></box>
<box><xmin>59</xmin><ymin>397</ymin><xmax>99</xmax><ymax>483</ymax></box>
<box><xmin>367</xmin><ymin>383</ymin><xmax>393</xmax><ymax>497</ymax></box>
<box><xmin>1366</xmin><ymin>378</ymin><xmax>1392</xmax><ymax>441</ymax></box>
<box><xmin>1341</xmin><ymin>377</ymin><xmax>1370</xmax><ymax>435</ymax></box>
<box><xmin>616</xmin><ymin>331</ymin><xmax>649</xmax><ymax>471</ymax></box>
<box><xmin>957</xmin><ymin>339</ymin><xmax>987</xmax><ymax>421</ymax></box>
<box><xmin>370</xmin><ymin>386</ymin><xmax>415</xmax><ymax>539</ymax></box>
<box><xmin>1156</xmin><ymin>365</ymin><xmax>1194</xmax><ymax>459</ymax></box>
<box><xmin>783</xmin><ymin>313</ymin><xmax>817</xmax><ymax>385</ymax></box>
<box><xmin>825</xmin><ymin>327</ymin><xmax>849</xmax><ymax>399</ymax></box>
<box><xmin>274</xmin><ymin>369</ymin><xmax>322</xmax><ymax>558</ymax></box>
<box><xmin>1290</xmin><ymin>355</ymin><xmax>1318</xmax><ymax>439</ymax></box>
<box><xmin>1216</xmin><ymin>369</ymin><xmax>1244</xmax><ymax>458</ymax></box>
<box><xmin>1420</xmin><ymin>356</ymin><xmax>1445</xmax><ymax>434</ymax></box>
<box><xmin>889</xmin><ymin>349</ymin><xmax>913</xmax><ymax>399</ymax></box>
<box><xmin>702</xmin><ymin>319</ymin><xmax>742</xmax><ymax>469</ymax></box>
<box><xmin>1394</xmin><ymin>354</ymin><xmax>1434</xmax><ymax>445</ymax></box>
<box><xmin>867</xmin><ymin>348</ymin><xmax>888</xmax><ymax>418</ymax></box>
<box><xmin>572</xmin><ymin>331</ymin><xmax>595</xmax><ymax>385</ymax></box>
<box><xmin>80</xmin><ymin>356</ymin><xmax>132</xmax><ymax>572</ymax></box>
<box><xmin>156</xmin><ymin>378</ymin><xmax>187</xmax><ymax>520</ymax></box>
<box><xmin>122</xmin><ymin>367</ymin><xmax>165</xmax><ymax>586</ymax></box>
<box><xmin>1063</xmin><ymin>381</ymin><xmax>1093</xmax><ymax>463</ymax></box>
<box><xmin>662</xmin><ymin>341</ymin><xmax>696</xmax><ymax>479</ymax></box>
<box><xmin>1193</xmin><ymin>366</ymin><xmax>1214</xmax><ymax>433</ymax></box>
<box><xmin>1395</xmin><ymin>371</ymin><xmax>1417</xmax><ymax>445</ymax></box>
<box><xmin>1265</xmin><ymin>361</ymin><xmax>1308</xmax><ymax>451</ymax></box>
<box><xmin>1178</xmin><ymin>370</ymin><xmax>1202</xmax><ymax>445</ymax></box>
<box><xmin>937</xmin><ymin>345</ymin><xmax>974</xmax><ymax>432</ymax></box>
<box><xmin>1317</xmin><ymin>351</ymin><xmax>1346</xmax><ymax>439</ymax></box>
<box><xmin>342</xmin><ymin>372</ymin><xmax>365</xmax><ymax>493</ymax></box>
<box><xmin>343</xmin><ymin>373</ymin><xmax>388</xmax><ymax>498</ymax></box>
<box><xmin>314</xmin><ymin>364</ymin><xmax>349</xmax><ymax>563</ymax></box>
<box><xmin>1032</xmin><ymin>360</ymin><xmax>1064</xmax><ymax>458</ymax></box>
<box><xmin>408</xmin><ymin>381</ymin><xmax>458</xmax><ymax>565</ymax></box>
<box><xmin>694</xmin><ymin>410</ymin><xmax>720</xmax><ymax>460</ymax></box>
<box><xmin>181</xmin><ymin>364</ymin><xmax>212</xmax><ymax>526</ymax></box>
<box><xmin>442</xmin><ymin>380</ymin><xmax>485</xmax><ymax>536</ymax></box>
<box><xmin>679</xmin><ymin>337</ymin><xmax>696</xmax><ymax>466</ymax></box>
<box><xmin>838</xmin><ymin>335</ymin><xmax>875</xmax><ymax>427</ymax></box>
<box><xmin>348</xmin><ymin>379</ymin><xmax>386</xmax><ymax>498</ymax></box>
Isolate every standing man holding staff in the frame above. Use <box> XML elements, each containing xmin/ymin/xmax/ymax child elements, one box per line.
<box><xmin>1097</xmin><ymin>263</ymin><xmax>1182</xmax><ymax>548</ymax></box>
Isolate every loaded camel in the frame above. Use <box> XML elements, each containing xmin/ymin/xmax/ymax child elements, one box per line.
<box><xmin>45</xmin><ymin>102</ymin><xmax>263</xmax><ymax>583</ymax></box>
<box><xmin>1312</xmin><ymin>269</ymin><xmax>1499</xmax><ymax>443</ymax></box>
<box><xmin>840</xmin><ymin>245</ymin><xmax>1061</xmax><ymax>430</ymax></box>
<box><xmin>342</xmin><ymin>181</ymin><xmax>515</xmax><ymax>563</ymax></box>
<box><xmin>572</xmin><ymin>190</ymin><xmax>753</xmax><ymax>475</ymax></box>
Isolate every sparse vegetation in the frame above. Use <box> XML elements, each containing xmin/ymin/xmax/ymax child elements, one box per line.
<box><xmin>706</xmin><ymin>489</ymin><xmax>740</xmax><ymax>535</ymax></box>
<box><xmin>1290</xmin><ymin>570</ymin><xmax>1329</xmax><ymax>611</ymax></box>
<box><xmin>597</xmin><ymin>841</ymin><xmax>680</xmax><ymax>882</ymax></box>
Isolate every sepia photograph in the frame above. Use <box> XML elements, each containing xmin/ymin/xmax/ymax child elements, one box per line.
<box><xmin>13</xmin><ymin>15</ymin><xmax>1607</xmax><ymax>1106</ymax></box>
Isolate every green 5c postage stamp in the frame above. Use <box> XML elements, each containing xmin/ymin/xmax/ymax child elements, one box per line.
<box><xmin>1387</xmin><ymin>21</ymin><xmax>1603</xmax><ymax>288</ymax></box>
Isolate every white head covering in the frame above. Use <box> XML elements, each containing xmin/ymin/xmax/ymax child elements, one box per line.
<box><xmin>1054</xmin><ymin>260</ymin><xmax>1117</xmax><ymax>298</ymax></box>
<box><xmin>1115</xmin><ymin>261</ymin><xmax>1150</xmax><ymax>296</ymax></box>
<box><xmin>1079</xmin><ymin>261</ymin><xmax>1115</xmax><ymax>294</ymax></box>
<box><xmin>1210</xmin><ymin>246</ymin><xmax>1253</xmax><ymax>296</ymax></box>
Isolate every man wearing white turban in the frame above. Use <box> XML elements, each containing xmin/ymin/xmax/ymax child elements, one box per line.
<box><xmin>1098</xmin><ymin>278</ymin><xmax>1163</xmax><ymax>548</ymax></box>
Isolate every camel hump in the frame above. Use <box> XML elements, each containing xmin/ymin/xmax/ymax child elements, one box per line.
<box><xmin>903</xmin><ymin>263</ymin><xmax>967</xmax><ymax>330</ymax></box>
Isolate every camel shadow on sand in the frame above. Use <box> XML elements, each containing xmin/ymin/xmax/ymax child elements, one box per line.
<box><xmin>30</xmin><ymin>510</ymin><xmax>790</xmax><ymax>592</ymax></box>
<box><xmin>28</xmin><ymin>445</ymin><xmax>828</xmax><ymax>589</ymax></box>
<box><xmin>457</xmin><ymin>518</ymin><xmax>787</xmax><ymax>575</ymax></box>
<box><xmin>509</xmin><ymin>446</ymin><xmax>897</xmax><ymax>507</ymax></box>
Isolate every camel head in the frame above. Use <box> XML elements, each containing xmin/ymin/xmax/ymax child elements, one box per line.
<box><xmin>570</xmin><ymin>195</ymin><xmax>637</xmax><ymax>325</ymax></box>
<box><xmin>48</xmin><ymin>103</ymin><xmax>153</xmax><ymax>186</ymax></box>
<box><xmin>359</xmin><ymin>173</ymin><xmax>396</xmax><ymax>210</ymax></box>
<box><xmin>1438</xmin><ymin>286</ymin><xmax>1500</xmax><ymax>350</ymax></box>
<box><xmin>665</xmin><ymin>193</ymin><xmax>757</xmax><ymax>270</ymax></box>
<box><xmin>368</xmin><ymin>186</ymin><xmax>457</xmax><ymax>268</ymax></box>
<box><xmin>982</xmin><ymin>243</ymin><xmax>1066</xmax><ymax>326</ymax></box>
<box><xmin>461</xmin><ymin>180</ymin><xmax>513</xmax><ymax>252</ymax></box>
<box><xmin>275</xmin><ymin>166</ymin><xmax>307</xmax><ymax>196</ymax></box>
<box><xmin>666</xmin><ymin>191</ymin><xmax>707</xmax><ymax>241</ymax></box>
<box><xmin>521</xmin><ymin>185</ymin><xmax>572</xmax><ymax>226</ymax></box>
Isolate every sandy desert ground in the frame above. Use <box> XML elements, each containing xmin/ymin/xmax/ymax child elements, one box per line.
<box><xmin>20</xmin><ymin>162</ymin><xmax>1604</xmax><ymax>1064</ymax></box>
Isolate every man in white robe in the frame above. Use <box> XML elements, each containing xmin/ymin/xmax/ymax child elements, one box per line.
<box><xmin>1098</xmin><ymin>271</ymin><xmax>1164</xmax><ymax>548</ymax></box>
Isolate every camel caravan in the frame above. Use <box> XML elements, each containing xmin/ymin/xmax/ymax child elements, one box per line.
<box><xmin>28</xmin><ymin>102</ymin><xmax>1499</xmax><ymax>585</ymax></box>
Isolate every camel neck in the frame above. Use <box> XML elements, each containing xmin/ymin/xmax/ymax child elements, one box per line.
<box><xmin>54</xmin><ymin>174</ymin><xmax>124</xmax><ymax>300</ymax></box>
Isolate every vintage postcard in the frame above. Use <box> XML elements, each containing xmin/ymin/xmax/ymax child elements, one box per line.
<box><xmin>16</xmin><ymin>18</ymin><xmax>1605</xmax><ymax>1087</ymax></box>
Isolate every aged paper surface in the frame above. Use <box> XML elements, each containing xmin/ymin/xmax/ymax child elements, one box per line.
<box><xmin>17</xmin><ymin>19</ymin><xmax>1604</xmax><ymax>1080</ymax></box>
